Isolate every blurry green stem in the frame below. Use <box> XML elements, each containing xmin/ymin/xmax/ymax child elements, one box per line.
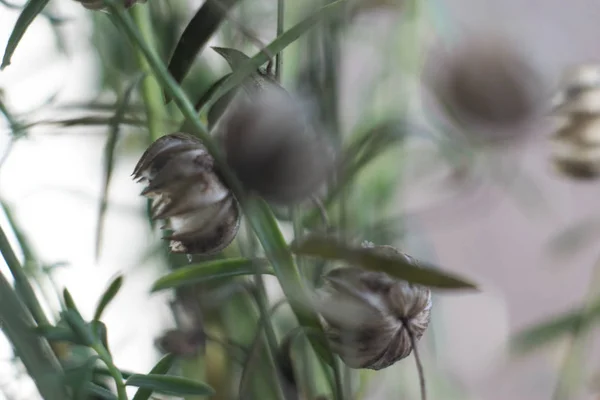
<box><xmin>0</xmin><ymin>224</ymin><xmax>49</xmax><ymax>326</ymax></box>
<box><xmin>552</xmin><ymin>255</ymin><xmax>600</xmax><ymax>400</ymax></box>
<box><xmin>92</xmin><ymin>342</ymin><xmax>128</xmax><ymax>400</ymax></box>
<box><xmin>130</xmin><ymin>4</ymin><xmax>165</xmax><ymax>141</ymax></box>
<box><xmin>275</xmin><ymin>0</ymin><xmax>284</xmax><ymax>81</ymax></box>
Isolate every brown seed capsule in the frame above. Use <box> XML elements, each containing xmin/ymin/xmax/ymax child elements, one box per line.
<box><xmin>317</xmin><ymin>242</ymin><xmax>432</xmax><ymax>370</ymax></box>
<box><xmin>550</xmin><ymin>64</ymin><xmax>600</xmax><ymax>180</ymax></box>
<box><xmin>429</xmin><ymin>36</ymin><xmax>542</xmax><ymax>141</ymax></box>
<box><xmin>132</xmin><ymin>132</ymin><xmax>240</xmax><ymax>255</ymax></box>
<box><xmin>218</xmin><ymin>84</ymin><xmax>334</xmax><ymax>205</ymax></box>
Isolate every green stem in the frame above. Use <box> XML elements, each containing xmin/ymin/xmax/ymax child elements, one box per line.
<box><xmin>275</xmin><ymin>0</ymin><xmax>284</xmax><ymax>81</ymax></box>
<box><xmin>0</xmin><ymin>224</ymin><xmax>49</xmax><ymax>326</ymax></box>
<box><xmin>92</xmin><ymin>342</ymin><xmax>128</xmax><ymax>400</ymax></box>
<box><xmin>130</xmin><ymin>4</ymin><xmax>165</xmax><ymax>141</ymax></box>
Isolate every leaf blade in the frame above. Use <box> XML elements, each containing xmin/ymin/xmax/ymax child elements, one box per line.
<box><xmin>150</xmin><ymin>258</ymin><xmax>273</xmax><ymax>292</ymax></box>
<box><xmin>1</xmin><ymin>0</ymin><xmax>50</xmax><ymax>69</ymax></box>
<box><xmin>125</xmin><ymin>374</ymin><xmax>215</xmax><ymax>396</ymax></box>
<box><xmin>93</xmin><ymin>275</ymin><xmax>124</xmax><ymax>321</ymax></box>
<box><xmin>165</xmin><ymin>0</ymin><xmax>241</xmax><ymax>101</ymax></box>
<box><xmin>291</xmin><ymin>235</ymin><xmax>478</xmax><ymax>290</ymax></box>
<box><xmin>131</xmin><ymin>354</ymin><xmax>177</xmax><ymax>400</ymax></box>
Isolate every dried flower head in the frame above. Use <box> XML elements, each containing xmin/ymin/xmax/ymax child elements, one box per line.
<box><xmin>75</xmin><ymin>0</ymin><xmax>146</xmax><ymax>10</ymax></box>
<box><xmin>430</xmin><ymin>36</ymin><xmax>542</xmax><ymax>140</ymax></box>
<box><xmin>218</xmin><ymin>84</ymin><xmax>334</xmax><ymax>205</ymax></box>
<box><xmin>317</xmin><ymin>243</ymin><xmax>432</xmax><ymax>370</ymax></box>
<box><xmin>550</xmin><ymin>64</ymin><xmax>600</xmax><ymax>180</ymax></box>
<box><xmin>132</xmin><ymin>132</ymin><xmax>240</xmax><ymax>254</ymax></box>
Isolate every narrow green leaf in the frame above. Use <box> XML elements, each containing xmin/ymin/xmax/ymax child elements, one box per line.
<box><xmin>62</xmin><ymin>309</ymin><xmax>95</xmax><ymax>347</ymax></box>
<box><xmin>193</xmin><ymin>72</ymin><xmax>231</xmax><ymax>113</ymax></box>
<box><xmin>200</xmin><ymin>0</ymin><xmax>348</xmax><ymax>113</ymax></box>
<box><xmin>94</xmin><ymin>366</ymin><xmax>135</xmax><ymax>381</ymax></box>
<box><xmin>244</xmin><ymin>198</ymin><xmax>334</xmax><ymax>366</ymax></box>
<box><xmin>125</xmin><ymin>374</ymin><xmax>215</xmax><ymax>396</ymax></box>
<box><xmin>151</xmin><ymin>258</ymin><xmax>273</xmax><ymax>292</ymax></box>
<box><xmin>511</xmin><ymin>301</ymin><xmax>600</xmax><ymax>353</ymax></box>
<box><xmin>35</xmin><ymin>325</ymin><xmax>80</xmax><ymax>345</ymax></box>
<box><xmin>88</xmin><ymin>383</ymin><xmax>118</xmax><ymax>400</ymax></box>
<box><xmin>90</xmin><ymin>320</ymin><xmax>110</xmax><ymax>354</ymax></box>
<box><xmin>131</xmin><ymin>354</ymin><xmax>177</xmax><ymax>400</ymax></box>
<box><xmin>165</xmin><ymin>0</ymin><xmax>241</xmax><ymax>102</ymax></box>
<box><xmin>291</xmin><ymin>235</ymin><xmax>478</xmax><ymax>290</ymax></box>
<box><xmin>62</xmin><ymin>288</ymin><xmax>78</xmax><ymax>312</ymax></box>
<box><xmin>1</xmin><ymin>0</ymin><xmax>50</xmax><ymax>69</ymax></box>
<box><xmin>93</xmin><ymin>275</ymin><xmax>124</xmax><ymax>321</ymax></box>
<box><xmin>95</xmin><ymin>74</ymin><xmax>144</xmax><ymax>259</ymax></box>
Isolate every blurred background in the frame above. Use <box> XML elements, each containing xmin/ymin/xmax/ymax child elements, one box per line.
<box><xmin>1</xmin><ymin>0</ymin><xmax>600</xmax><ymax>399</ymax></box>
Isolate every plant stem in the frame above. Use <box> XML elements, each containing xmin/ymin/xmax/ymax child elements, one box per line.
<box><xmin>92</xmin><ymin>342</ymin><xmax>128</xmax><ymax>400</ymax></box>
<box><xmin>130</xmin><ymin>3</ymin><xmax>165</xmax><ymax>141</ymax></box>
<box><xmin>0</xmin><ymin>223</ymin><xmax>49</xmax><ymax>326</ymax></box>
<box><xmin>275</xmin><ymin>0</ymin><xmax>284</xmax><ymax>81</ymax></box>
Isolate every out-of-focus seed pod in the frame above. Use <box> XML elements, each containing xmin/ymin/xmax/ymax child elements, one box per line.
<box><xmin>132</xmin><ymin>132</ymin><xmax>240</xmax><ymax>255</ymax></box>
<box><xmin>156</xmin><ymin>329</ymin><xmax>205</xmax><ymax>358</ymax></box>
<box><xmin>218</xmin><ymin>84</ymin><xmax>334</xmax><ymax>205</ymax></box>
<box><xmin>429</xmin><ymin>36</ymin><xmax>542</xmax><ymax>142</ymax></box>
<box><xmin>550</xmin><ymin>64</ymin><xmax>600</xmax><ymax>180</ymax></box>
<box><xmin>75</xmin><ymin>0</ymin><xmax>146</xmax><ymax>10</ymax></box>
<box><xmin>316</xmin><ymin>242</ymin><xmax>432</xmax><ymax>370</ymax></box>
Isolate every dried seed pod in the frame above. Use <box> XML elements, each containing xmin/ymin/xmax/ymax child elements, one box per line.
<box><xmin>132</xmin><ymin>132</ymin><xmax>240</xmax><ymax>254</ymax></box>
<box><xmin>550</xmin><ymin>64</ymin><xmax>600</xmax><ymax>180</ymax></box>
<box><xmin>218</xmin><ymin>84</ymin><xmax>334</xmax><ymax>205</ymax></box>
<box><xmin>429</xmin><ymin>36</ymin><xmax>542</xmax><ymax>141</ymax></box>
<box><xmin>156</xmin><ymin>329</ymin><xmax>205</xmax><ymax>358</ymax></box>
<box><xmin>317</xmin><ymin>242</ymin><xmax>432</xmax><ymax>370</ymax></box>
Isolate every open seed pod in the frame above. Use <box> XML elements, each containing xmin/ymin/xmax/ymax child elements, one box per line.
<box><xmin>132</xmin><ymin>132</ymin><xmax>240</xmax><ymax>255</ymax></box>
<box><xmin>217</xmin><ymin>83</ymin><xmax>335</xmax><ymax>205</ymax></box>
<box><xmin>550</xmin><ymin>64</ymin><xmax>600</xmax><ymax>180</ymax></box>
<box><xmin>316</xmin><ymin>242</ymin><xmax>432</xmax><ymax>370</ymax></box>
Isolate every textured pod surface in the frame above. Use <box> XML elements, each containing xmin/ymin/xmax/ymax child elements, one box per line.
<box><xmin>218</xmin><ymin>84</ymin><xmax>334</xmax><ymax>205</ymax></box>
<box><xmin>132</xmin><ymin>132</ymin><xmax>240</xmax><ymax>254</ymax></box>
<box><xmin>550</xmin><ymin>64</ymin><xmax>600</xmax><ymax>180</ymax></box>
<box><xmin>317</xmin><ymin>242</ymin><xmax>432</xmax><ymax>370</ymax></box>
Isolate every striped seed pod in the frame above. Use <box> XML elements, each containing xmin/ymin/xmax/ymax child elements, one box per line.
<box><xmin>550</xmin><ymin>63</ymin><xmax>600</xmax><ymax>179</ymax></box>
<box><xmin>132</xmin><ymin>132</ymin><xmax>240</xmax><ymax>255</ymax></box>
<box><xmin>317</xmin><ymin>242</ymin><xmax>432</xmax><ymax>370</ymax></box>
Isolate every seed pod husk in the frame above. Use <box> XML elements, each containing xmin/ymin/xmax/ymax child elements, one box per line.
<box><xmin>132</xmin><ymin>132</ymin><xmax>240</xmax><ymax>255</ymax></box>
<box><xmin>317</xmin><ymin>242</ymin><xmax>432</xmax><ymax>370</ymax></box>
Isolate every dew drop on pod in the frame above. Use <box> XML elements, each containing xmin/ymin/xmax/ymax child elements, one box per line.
<box><xmin>316</xmin><ymin>242</ymin><xmax>432</xmax><ymax>370</ymax></box>
<box><xmin>550</xmin><ymin>63</ymin><xmax>600</xmax><ymax>180</ymax></box>
<box><xmin>428</xmin><ymin>35</ymin><xmax>543</xmax><ymax>144</ymax></box>
<box><xmin>75</xmin><ymin>0</ymin><xmax>146</xmax><ymax>10</ymax></box>
<box><xmin>217</xmin><ymin>83</ymin><xmax>335</xmax><ymax>206</ymax></box>
<box><xmin>132</xmin><ymin>133</ymin><xmax>240</xmax><ymax>255</ymax></box>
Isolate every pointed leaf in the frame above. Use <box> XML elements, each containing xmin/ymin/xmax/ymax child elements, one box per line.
<box><xmin>151</xmin><ymin>258</ymin><xmax>273</xmax><ymax>292</ymax></box>
<box><xmin>212</xmin><ymin>47</ymin><xmax>251</xmax><ymax>70</ymax></box>
<box><xmin>62</xmin><ymin>288</ymin><xmax>79</xmax><ymax>312</ymax></box>
<box><xmin>88</xmin><ymin>383</ymin><xmax>117</xmax><ymax>400</ymax></box>
<box><xmin>64</xmin><ymin>355</ymin><xmax>99</xmax><ymax>399</ymax></box>
<box><xmin>291</xmin><ymin>235</ymin><xmax>478</xmax><ymax>290</ymax></box>
<box><xmin>125</xmin><ymin>374</ymin><xmax>215</xmax><ymax>396</ymax></box>
<box><xmin>93</xmin><ymin>275</ymin><xmax>124</xmax><ymax>321</ymax></box>
<box><xmin>96</xmin><ymin>74</ymin><xmax>144</xmax><ymax>259</ymax></box>
<box><xmin>35</xmin><ymin>325</ymin><xmax>80</xmax><ymax>345</ymax></box>
<box><xmin>199</xmin><ymin>0</ymin><xmax>348</xmax><ymax>113</ymax></box>
<box><xmin>1</xmin><ymin>0</ymin><xmax>51</xmax><ymax>69</ymax></box>
<box><xmin>131</xmin><ymin>354</ymin><xmax>177</xmax><ymax>400</ymax></box>
<box><xmin>511</xmin><ymin>301</ymin><xmax>600</xmax><ymax>353</ymax></box>
<box><xmin>165</xmin><ymin>0</ymin><xmax>241</xmax><ymax>101</ymax></box>
<box><xmin>62</xmin><ymin>309</ymin><xmax>95</xmax><ymax>347</ymax></box>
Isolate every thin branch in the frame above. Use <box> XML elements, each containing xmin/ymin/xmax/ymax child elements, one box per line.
<box><xmin>403</xmin><ymin>319</ymin><xmax>427</xmax><ymax>400</ymax></box>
